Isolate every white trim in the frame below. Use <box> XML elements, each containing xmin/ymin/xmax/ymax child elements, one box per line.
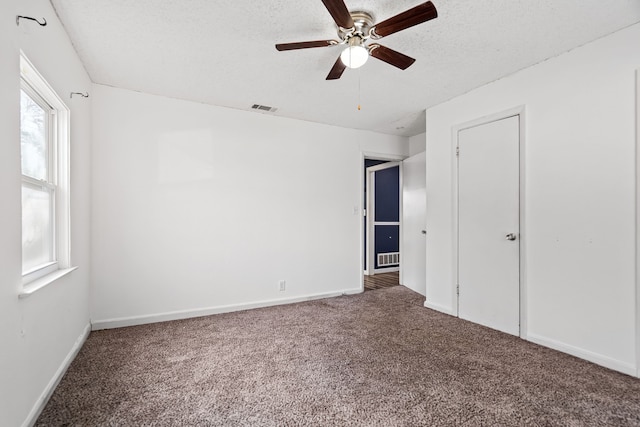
<box><xmin>373</xmin><ymin>221</ymin><xmax>400</xmax><ymax>226</ymax></box>
<box><xmin>636</xmin><ymin>69</ymin><xmax>640</xmax><ymax>378</ymax></box>
<box><xmin>526</xmin><ymin>333</ymin><xmax>637</xmax><ymax>377</ymax></box>
<box><xmin>366</xmin><ymin>170</ymin><xmax>375</xmax><ymax>275</ymax></box>
<box><xmin>423</xmin><ymin>300</ymin><xmax>456</xmax><ymax>316</ymax></box>
<box><xmin>19</xmin><ymin>266</ymin><xmax>78</xmax><ymax>299</ymax></box>
<box><xmin>361</xmin><ymin>152</ymin><xmax>405</xmax><ymax>162</ymax></box>
<box><xmin>451</xmin><ymin>106</ymin><xmax>527</xmax><ymax>336</ymax></box>
<box><xmin>21</xmin><ymin>323</ymin><xmax>91</xmax><ymax>427</ymax></box>
<box><xmin>399</xmin><ymin>162</ymin><xmax>404</xmax><ymax>285</ymax></box>
<box><xmin>360</xmin><ymin>152</ymin><xmax>366</xmax><ymax>283</ymax></box>
<box><xmin>91</xmin><ymin>288</ymin><xmax>363</xmax><ymax>330</ymax></box>
<box><xmin>518</xmin><ymin>108</ymin><xmax>528</xmax><ymax>339</ymax></box>
<box><xmin>22</xmin><ymin>261</ymin><xmax>58</xmax><ymax>285</ymax></box>
<box><xmin>451</xmin><ymin>124</ymin><xmax>459</xmax><ymax>315</ymax></box>
<box><xmin>373</xmin><ymin>266</ymin><xmax>399</xmax><ymax>274</ymax></box>
<box><xmin>367</xmin><ymin>161</ymin><xmax>401</xmax><ymax>172</ymax></box>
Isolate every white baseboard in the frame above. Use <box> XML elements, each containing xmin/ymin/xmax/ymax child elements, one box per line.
<box><xmin>92</xmin><ymin>288</ymin><xmax>363</xmax><ymax>330</ymax></box>
<box><xmin>22</xmin><ymin>323</ymin><xmax>91</xmax><ymax>427</ymax></box>
<box><xmin>423</xmin><ymin>300</ymin><xmax>455</xmax><ymax>316</ymax></box>
<box><xmin>526</xmin><ymin>333</ymin><xmax>637</xmax><ymax>377</ymax></box>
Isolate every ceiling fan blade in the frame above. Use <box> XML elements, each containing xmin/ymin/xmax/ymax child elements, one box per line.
<box><xmin>321</xmin><ymin>0</ymin><xmax>355</xmax><ymax>29</ymax></box>
<box><xmin>276</xmin><ymin>40</ymin><xmax>337</xmax><ymax>51</ymax></box>
<box><xmin>372</xmin><ymin>1</ymin><xmax>437</xmax><ymax>38</ymax></box>
<box><xmin>369</xmin><ymin>44</ymin><xmax>416</xmax><ymax>70</ymax></box>
<box><xmin>326</xmin><ymin>56</ymin><xmax>347</xmax><ymax>80</ymax></box>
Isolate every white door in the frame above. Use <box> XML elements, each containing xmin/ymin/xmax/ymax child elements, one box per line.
<box><xmin>458</xmin><ymin>115</ymin><xmax>520</xmax><ymax>336</ymax></box>
<box><xmin>402</xmin><ymin>151</ymin><xmax>426</xmax><ymax>295</ymax></box>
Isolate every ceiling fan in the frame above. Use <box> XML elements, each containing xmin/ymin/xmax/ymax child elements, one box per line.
<box><xmin>275</xmin><ymin>0</ymin><xmax>438</xmax><ymax>80</ymax></box>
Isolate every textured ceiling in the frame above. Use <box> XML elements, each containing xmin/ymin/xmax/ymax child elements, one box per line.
<box><xmin>51</xmin><ymin>0</ymin><xmax>640</xmax><ymax>137</ymax></box>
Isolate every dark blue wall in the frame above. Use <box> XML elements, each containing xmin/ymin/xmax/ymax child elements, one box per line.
<box><xmin>374</xmin><ymin>166</ymin><xmax>400</xmax><ymax>222</ymax></box>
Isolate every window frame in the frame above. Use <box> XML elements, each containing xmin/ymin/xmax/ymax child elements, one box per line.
<box><xmin>21</xmin><ymin>82</ymin><xmax>57</xmax><ymax>277</ymax></box>
<box><xmin>20</xmin><ymin>53</ymin><xmax>72</xmax><ymax>290</ymax></box>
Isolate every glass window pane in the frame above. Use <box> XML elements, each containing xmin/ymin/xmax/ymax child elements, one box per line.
<box><xmin>22</xmin><ymin>184</ymin><xmax>53</xmax><ymax>273</ymax></box>
<box><xmin>20</xmin><ymin>89</ymin><xmax>48</xmax><ymax>180</ymax></box>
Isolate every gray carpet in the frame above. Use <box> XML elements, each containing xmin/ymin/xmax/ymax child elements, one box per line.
<box><xmin>37</xmin><ymin>286</ymin><xmax>640</xmax><ymax>426</ymax></box>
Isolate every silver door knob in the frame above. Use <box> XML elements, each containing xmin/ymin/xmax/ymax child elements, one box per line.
<box><xmin>505</xmin><ymin>233</ymin><xmax>517</xmax><ymax>241</ymax></box>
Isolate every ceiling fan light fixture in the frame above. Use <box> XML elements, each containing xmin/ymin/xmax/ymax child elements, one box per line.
<box><xmin>340</xmin><ymin>37</ymin><xmax>368</xmax><ymax>69</ymax></box>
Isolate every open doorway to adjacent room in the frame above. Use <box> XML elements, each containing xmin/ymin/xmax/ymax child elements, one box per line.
<box><xmin>363</xmin><ymin>158</ymin><xmax>401</xmax><ymax>291</ymax></box>
<box><xmin>361</xmin><ymin>150</ymin><xmax>427</xmax><ymax>295</ymax></box>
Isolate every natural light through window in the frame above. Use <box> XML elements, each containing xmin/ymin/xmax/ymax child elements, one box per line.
<box><xmin>20</xmin><ymin>53</ymin><xmax>72</xmax><ymax>292</ymax></box>
<box><xmin>21</xmin><ymin>86</ymin><xmax>55</xmax><ymax>273</ymax></box>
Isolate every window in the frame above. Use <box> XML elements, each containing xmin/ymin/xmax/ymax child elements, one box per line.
<box><xmin>20</xmin><ymin>53</ymin><xmax>71</xmax><ymax>288</ymax></box>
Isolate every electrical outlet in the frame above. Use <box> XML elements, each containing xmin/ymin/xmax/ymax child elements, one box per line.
<box><xmin>278</xmin><ymin>280</ymin><xmax>286</xmax><ymax>292</ymax></box>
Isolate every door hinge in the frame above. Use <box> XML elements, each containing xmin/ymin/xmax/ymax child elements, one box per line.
<box><xmin>456</xmin><ymin>146</ymin><xmax>459</xmax><ymax>157</ymax></box>
<box><xmin>456</xmin><ymin>283</ymin><xmax>460</xmax><ymax>295</ymax></box>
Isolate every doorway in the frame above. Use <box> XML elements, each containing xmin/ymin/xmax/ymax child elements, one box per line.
<box><xmin>364</xmin><ymin>161</ymin><xmax>401</xmax><ymax>277</ymax></box>
<box><xmin>362</xmin><ymin>157</ymin><xmax>401</xmax><ymax>292</ymax></box>
<box><xmin>456</xmin><ymin>112</ymin><xmax>523</xmax><ymax>336</ymax></box>
<box><xmin>361</xmin><ymin>151</ymin><xmax>428</xmax><ymax>293</ymax></box>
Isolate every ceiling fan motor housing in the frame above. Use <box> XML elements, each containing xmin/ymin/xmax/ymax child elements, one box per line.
<box><xmin>338</xmin><ymin>11</ymin><xmax>374</xmax><ymax>42</ymax></box>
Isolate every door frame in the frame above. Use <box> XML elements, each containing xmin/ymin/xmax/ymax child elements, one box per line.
<box><xmin>360</xmin><ymin>152</ymin><xmax>405</xmax><ymax>290</ymax></box>
<box><xmin>635</xmin><ymin>69</ymin><xmax>640</xmax><ymax>378</ymax></box>
<box><xmin>451</xmin><ymin>106</ymin><xmax>527</xmax><ymax>338</ymax></box>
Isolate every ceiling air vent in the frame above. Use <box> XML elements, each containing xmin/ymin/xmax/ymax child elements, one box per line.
<box><xmin>251</xmin><ymin>104</ymin><xmax>278</xmax><ymax>113</ymax></box>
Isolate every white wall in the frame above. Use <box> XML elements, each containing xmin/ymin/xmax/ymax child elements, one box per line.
<box><xmin>409</xmin><ymin>132</ymin><xmax>426</xmax><ymax>156</ymax></box>
<box><xmin>425</xmin><ymin>24</ymin><xmax>640</xmax><ymax>375</ymax></box>
<box><xmin>90</xmin><ymin>84</ymin><xmax>408</xmax><ymax>327</ymax></box>
<box><xmin>0</xmin><ymin>1</ymin><xmax>92</xmax><ymax>426</ymax></box>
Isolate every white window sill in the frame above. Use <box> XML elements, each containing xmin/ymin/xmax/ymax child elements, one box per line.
<box><xmin>19</xmin><ymin>266</ymin><xmax>78</xmax><ymax>299</ymax></box>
